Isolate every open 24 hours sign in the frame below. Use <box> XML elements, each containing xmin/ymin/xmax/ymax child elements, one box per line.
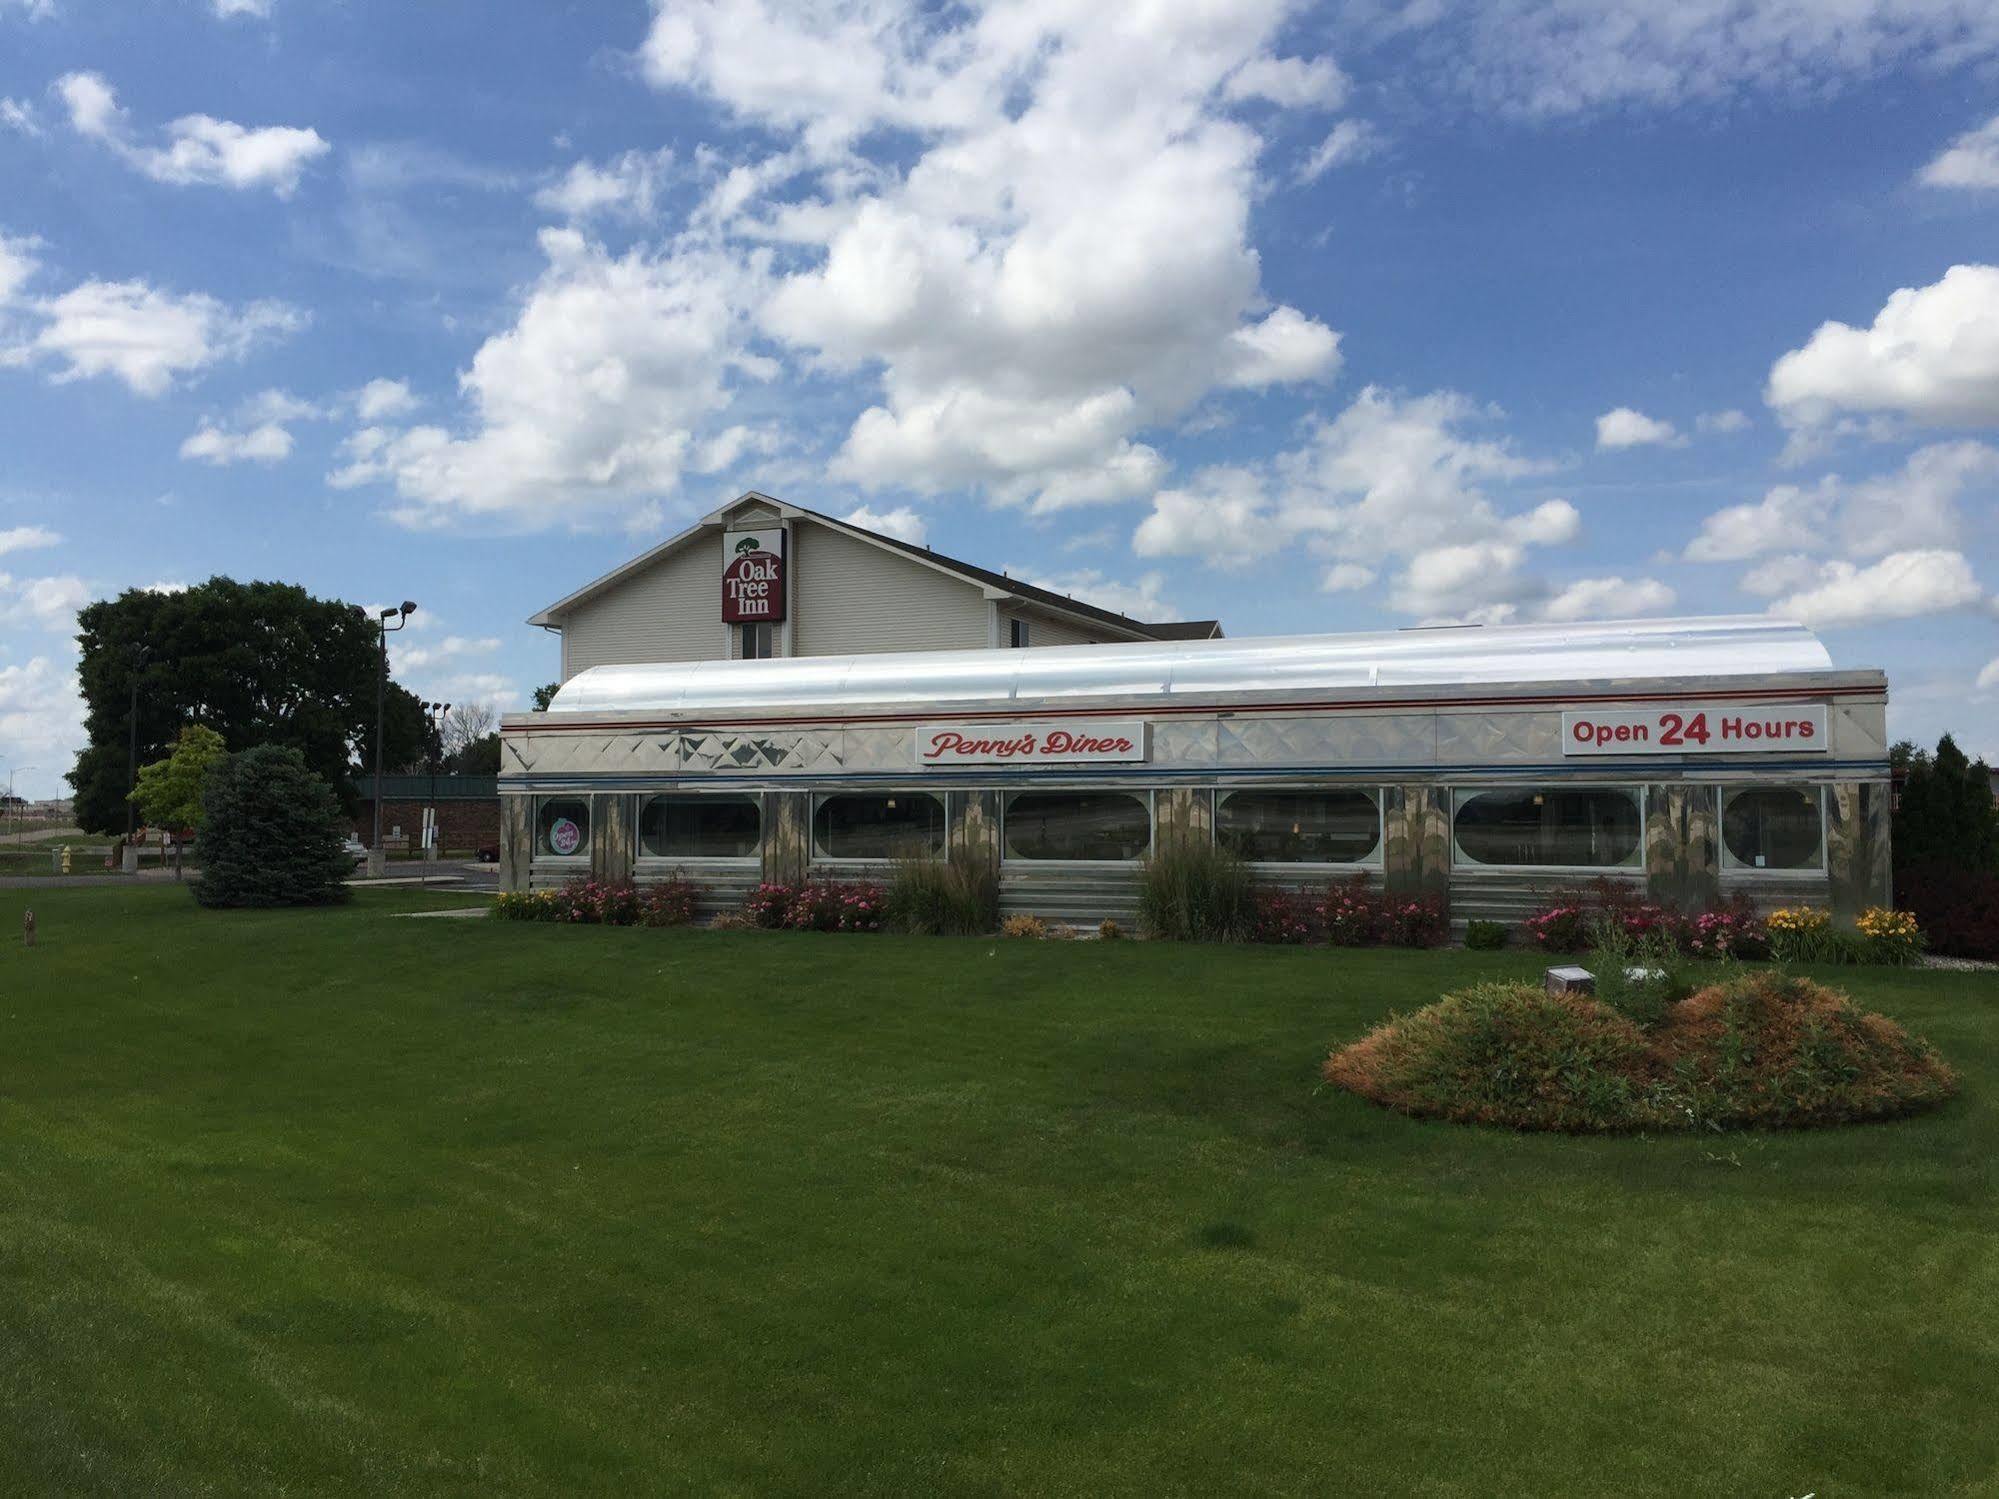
<box><xmin>1562</xmin><ymin>703</ymin><xmax>1828</xmax><ymax>756</ymax></box>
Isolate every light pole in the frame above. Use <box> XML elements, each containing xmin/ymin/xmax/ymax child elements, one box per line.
<box><xmin>369</xmin><ymin>601</ymin><xmax>416</xmax><ymax>878</ymax></box>
<box><xmin>5</xmin><ymin>765</ymin><xmax>33</xmax><ymax>847</ymax></box>
<box><xmin>425</xmin><ymin>699</ymin><xmax>449</xmax><ymax>884</ymax></box>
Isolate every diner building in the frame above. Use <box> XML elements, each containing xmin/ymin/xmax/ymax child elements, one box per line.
<box><xmin>500</xmin><ymin>523</ymin><xmax>1892</xmax><ymax>923</ymax></box>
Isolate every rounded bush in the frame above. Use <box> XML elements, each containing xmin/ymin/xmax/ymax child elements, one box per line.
<box><xmin>1324</xmin><ymin>973</ymin><xmax>1956</xmax><ymax>1133</ymax></box>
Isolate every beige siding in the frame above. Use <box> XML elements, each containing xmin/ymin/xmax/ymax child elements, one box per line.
<box><xmin>560</xmin><ymin>540</ymin><xmax>721</xmax><ymax>678</ymax></box>
<box><xmin>1008</xmin><ymin>611</ymin><xmax>1104</xmax><ymax>649</ymax></box>
<box><xmin>791</xmin><ymin>521</ymin><xmax>989</xmax><ymax>655</ymax></box>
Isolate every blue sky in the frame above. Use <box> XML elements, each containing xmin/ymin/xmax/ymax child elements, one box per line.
<box><xmin>2</xmin><ymin>0</ymin><xmax>1998</xmax><ymax>800</ymax></box>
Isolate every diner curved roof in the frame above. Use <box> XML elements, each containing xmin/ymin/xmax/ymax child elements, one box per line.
<box><xmin>541</xmin><ymin>616</ymin><xmax>1839</xmax><ymax>719</ymax></box>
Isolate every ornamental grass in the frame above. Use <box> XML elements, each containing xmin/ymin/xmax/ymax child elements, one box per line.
<box><xmin>1324</xmin><ymin>971</ymin><xmax>1956</xmax><ymax>1134</ymax></box>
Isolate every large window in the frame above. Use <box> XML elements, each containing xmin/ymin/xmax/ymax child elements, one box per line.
<box><xmin>1004</xmin><ymin>791</ymin><xmax>1151</xmax><ymax>861</ymax></box>
<box><xmin>1217</xmin><ymin>788</ymin><xmax>1380</xmax><ymax>864</ymax></box>
<box><xmin>640</xmin><ymin>794</ymin><xmax>761</xmax><ymax>859</ymax></box>
<box><xmin>535</xmin><ymin>797</ymin><xmax>591</xmax><ymax>859</ymax></box>
<box><xmin>1722</xmin><ymin>786</ymin><xmax>1823</xmax><ymax>871</ymax></box>
<box><xmin>813</xmin><ymin>792</ymin><xmax>945</xmax><ymax>859</ymax></box>
<box><xmin>1452</xmin><ymin>787</ymin><xmax>1642</xmax><ymax>869</ymax></box>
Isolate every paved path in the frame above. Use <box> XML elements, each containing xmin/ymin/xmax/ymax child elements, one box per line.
<box><xmin>0</xmin><ymin>826</ymin><xmax>84</xmax><ymax>845</ymax></box>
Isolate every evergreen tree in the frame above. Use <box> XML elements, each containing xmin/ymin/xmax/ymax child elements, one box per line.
<box><xmin>194</xmin><ymin>746</ymin><xmax>354</xmax><ymax>908</ymax></box>
<box><xmin>1894</xmin><ymin>733</ymin><xmax>1999</xmax><ymax>873</ymax></box>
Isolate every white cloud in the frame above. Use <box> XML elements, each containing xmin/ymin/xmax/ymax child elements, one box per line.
<box><xmin>1767</xmin><ymin>549</ymin><xmax>1984</xmax><ymax>627</ymax></box>
<box><xmin>0</xmin><ymin>571</ymin><xmax>88</xmax><ymax>631</ymax></box>
<box><xmin>1739</xmin><ymin>553</ymin><xmax>1821</xmax><ymax>598</ymax></box>
<box><xmin>0</xmin><ymin>656</ymin><xmax>84</xmax><ymax>786</ymax></box>
<box><xmin>1686</xmin><ymin>443</ymin><xmax>1999</xmax><ymax>562</ymax></box>
<box><xmin>1132</xmin><ymin>466</ymin><xmax>1270</xmax><ymax>567</ymax></box>
<box><xmin>1320</xmin><ymin>562</ymin><xmax>1375</xmax><ymax>593</ymax></box>
<box><xmin>843</xmin><ymin>503</ymin><xmax>926</xmax><ymax>544</ymax></box>
<box><xmin>1135</xmin><ymin>385</ymin><xmax>1574</xmax><ymax>619</ymax></box>
<box><xmin>0</xmin><ymin>0</ymin><xmax>57</xmax><ymax>18</ymax></box>
<box><xmin>212</xmin><ymin>0</ymin><xmax>272</xmax><ymax>16</ymax></box>
<box><xmin>645</xmin><ymin>1</ymin><xmax>1340</xmax><ymax>513</ymax></box>
<box><xmin>1299</xmin><ymin>119</ymin><xmax>1380</xmax><ymax>180</ymax></box>
<box><xmin>1978</xmin><ymin>658</ymin><xmax>1999</xmax><ymax>691</ymax></box>
<box><xmin>536</xmin><ymin>148</ymin><xmax>675</xmax><ymax>221</ymax></box>
<box><xmin>31</xmin><ymin>277</ymin><xmax>302</xmax><ymax>396</ymax></box>
<box><xmin>1223</xmin><ymin>54</ymin><xmax>1349</xmax><ymax>111</ymax></box>
<box><xmin>0</xmin><ymin>524</ymin><xmax>59</xmax><ymax>557</ymax></box>
<box><xmin>1540</xmin><ymin>576</ymin><xmax>1676</xmax><ymax>622</ymax></box>
<box><xmin>1</xmin><ymin>97</ymin><xmax>40</xmax><ymax>137</ymax></box>
<box><xmin>351</xmin><ymin>377</ymin><xmax>417</xmax><ymax>420</ymax></box>
<box><xmin>1505</xmin><ymin>498</ymin><xmax>1581</xmax><ymax>545</ymax></box>
<box><xmin>179</xmin><ymin>421</ymin><xmax>293</xmax><ymax>465</ymax></box>
<box><xmin>1838</xmin><ymin>440</ymin><xmax>1999</xmax><ymax>555</ymax></box>
<box><xmin>1400</xmin><ymin>3</ymin><xmax>1999</xmax><ymax>118</ymax></box>
<box><xmin>58</xmin><ymin>70</ymin><xmax>329</xmax><ymax>197</ymax></box>
<box><xmin>1919</xmin><ymin>114</ymin><xmax>1999</xmax><ymax>190</ymax></box>
<box><xmin>330</xmin><ymin>227</ymin><xmax>753</xmax><ymax>526</ymax></box>
<box><xmin>1684</xmin><ymin>478</ymin><xmax>1835</xmax><ymax>562</ymax></box>
<box><xmin>1767</xmin><ymin>264</ymin><xmax>1999</xmax><ymax>430</ymax></box>
<box><xmin>1696</xmin><ymin>408</ymin><xmax>1751</xmax><ymax>434</ymax></box>
<box><xmin>1015</xmin><ymin>566</ymin><xmax>1175</xmax><ymax>622</ymax></box>
<box><xmin>1595</xmin><ymin>406</ymin><xmax>1680</xmax><ymax>449</ymax></box>
<box><xmin>392</xmin><ymin>634</ymin><xmax>501</xmax><ymax>673</ymax></box>
<box><xmin>143</xmin><ymin>580</ymin><xmax>188</xmax><ymax>594</ymax></box>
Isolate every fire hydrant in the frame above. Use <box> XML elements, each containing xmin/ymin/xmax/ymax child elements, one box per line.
<box><xmin>60</xmin><ymin>844</ymin><xmax>73</xmax><ymax>875</ymax></box>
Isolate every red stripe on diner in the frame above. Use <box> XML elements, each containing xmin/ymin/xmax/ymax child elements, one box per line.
<box><xmin>518</xmin><ymin>682</ymin><xmax>1880</xmax><ymax>734</ymax></box>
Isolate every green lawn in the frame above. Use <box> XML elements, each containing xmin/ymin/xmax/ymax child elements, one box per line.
<box><xmin>3</xmin><ymin>886</ymin><xmax>1995</xmax><ymax>1497</ymax></box>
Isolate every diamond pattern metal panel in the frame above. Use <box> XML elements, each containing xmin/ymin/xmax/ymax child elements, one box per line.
<box><xmin>681</xmin><ymin>729</ymin><xmax>843</xmax><ymax>775</ymax></box>
<box><xmin>840</xmin><ymin>727</ymin><xmax>917</xmax><ymax>772</ymax></box>
<box><xmin>506</xmin><ymin>731</ymin><xmax>680</xmax><ymax>778</ymax></box>
<box><xmin>1832</xmin><ymin>702</ymin><xmax>1888</xmax><ymax>761</ymax></box>
<box><xmin>1215</xmin><ymin>714</ymin><xmax>1434</xmax><ymax>768</ymax></box>
<box><xmin>1436</xmin><ymin>710</ymin><xmax>1558</xmax><ymax>765</ymax></box>
<box><xmin>1150</xmin><ymin>720</ymin><xmax>1218</xmax><ymax>769</ymax></box>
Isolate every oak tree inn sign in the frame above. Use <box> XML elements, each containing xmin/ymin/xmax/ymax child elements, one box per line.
<box><xmin>722</xmin><ymin>528</ymin><xmax>786</xmax><ymax>624</ymax></box>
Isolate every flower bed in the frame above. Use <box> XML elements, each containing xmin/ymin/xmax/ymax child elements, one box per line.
<box><xmin>1523</xmin><ymin>881</ymin><xmax>1768</xmax><ymax>959</ymax></box>
<box><xmin>741</xmin><ymin>880</ymin><xmax>886</xmax><ymax>933</ymax></box>
<box><xmin>493</xmin><ymin>878</ymin><xmax>696</xmax><ymax>926</ymax></box>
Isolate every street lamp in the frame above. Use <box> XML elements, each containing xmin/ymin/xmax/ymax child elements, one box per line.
<box><xmin>369</xmin><ymin>601</ymin><xmax>416</xmax><ymax>879</ymax></box>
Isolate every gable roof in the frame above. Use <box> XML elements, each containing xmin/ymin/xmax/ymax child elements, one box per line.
<box><xmin>528</xmin><ymin>491</ymin><xmax>1223</xmax><ymax>642</ymax></box>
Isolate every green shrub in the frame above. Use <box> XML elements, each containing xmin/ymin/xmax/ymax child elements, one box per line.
<box><xmin>1137</xmin><ymin>837</ymin><xmax>1256</xmax><ymax>942</ymax></box>
<box><xmin>194</xmin><ymin>745</ymin><xmax>353</xmax><ymax>908</ymax></box>
<box><xmin>1463</xmin><ymin>919</ymin><xmax>1509</xmax><ymax>950</ymax></box>
<box><xmin>1586</xmin><ymin>914</ymin><xmax>1695</xmax><ymax>1028</ymax></box>
<box><xmin>884</xmin><ymin>851</ymin><xmax>999</xmax><ymax>935</ymax></box>
<box><xmin>1324</xmin><ymin>972</ymin><xmax>1956</xmax><ymax>1133</ymax></box>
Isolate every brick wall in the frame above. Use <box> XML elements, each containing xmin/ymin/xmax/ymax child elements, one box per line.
<box><xmin>353</xmin><ymin>798</ymin><xmax>500</xmax><ymax>852</ymax></box>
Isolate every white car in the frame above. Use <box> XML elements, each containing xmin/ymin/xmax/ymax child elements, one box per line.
<box><xmin>341</xmin><ymin>835</ymin><xmax>369</xmax><ymax>864</ymax></box>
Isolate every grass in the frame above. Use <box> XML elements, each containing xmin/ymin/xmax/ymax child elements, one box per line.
<box><xmin>1</xmin><ymin>885</ymin><xmax>1995</xmax><ymax>1497</ymax></box>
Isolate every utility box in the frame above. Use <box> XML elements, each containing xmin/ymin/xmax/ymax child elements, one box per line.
<box><xmin>1545</xmin><ymin>966</ymin><xmax>1595</xmax><ymax>996</ymax></box>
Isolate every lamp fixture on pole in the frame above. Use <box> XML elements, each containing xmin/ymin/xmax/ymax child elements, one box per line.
<box><xmin>368</xmin><ymin>601</ymin><xmax>417</xmax><ymax>879</ymax></box>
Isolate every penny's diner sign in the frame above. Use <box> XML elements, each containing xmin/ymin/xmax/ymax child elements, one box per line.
<box><xmin>722</xmin><ymin>528</ymin><xmax>786</xmax><ymax>623</ymax></box>
<box><xmin>917</xmin><ymin>720</ymin><xmax>1148</xmax><ymax>766</ymax></box>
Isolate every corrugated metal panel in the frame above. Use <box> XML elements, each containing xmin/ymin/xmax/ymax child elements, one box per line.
<box><xmin>545</xmin><ymin>616</ymin><xmax>1846</xmax><ymax>717</ymax></box>
<box><xmin>790</xmin><ymin>521</ymin><xmax>990</xmax><ymax>657</ymax></box>
<box><xmin>560</xmin><ymin>540</ymin><xmax>720</xmax><ymax>678</ymax></box>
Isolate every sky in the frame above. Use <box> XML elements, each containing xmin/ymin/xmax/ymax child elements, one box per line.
<box><xmin>2</xmin><ymin>0</ymin><xmax>1998</xmax><ymax>801</ymax></box>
